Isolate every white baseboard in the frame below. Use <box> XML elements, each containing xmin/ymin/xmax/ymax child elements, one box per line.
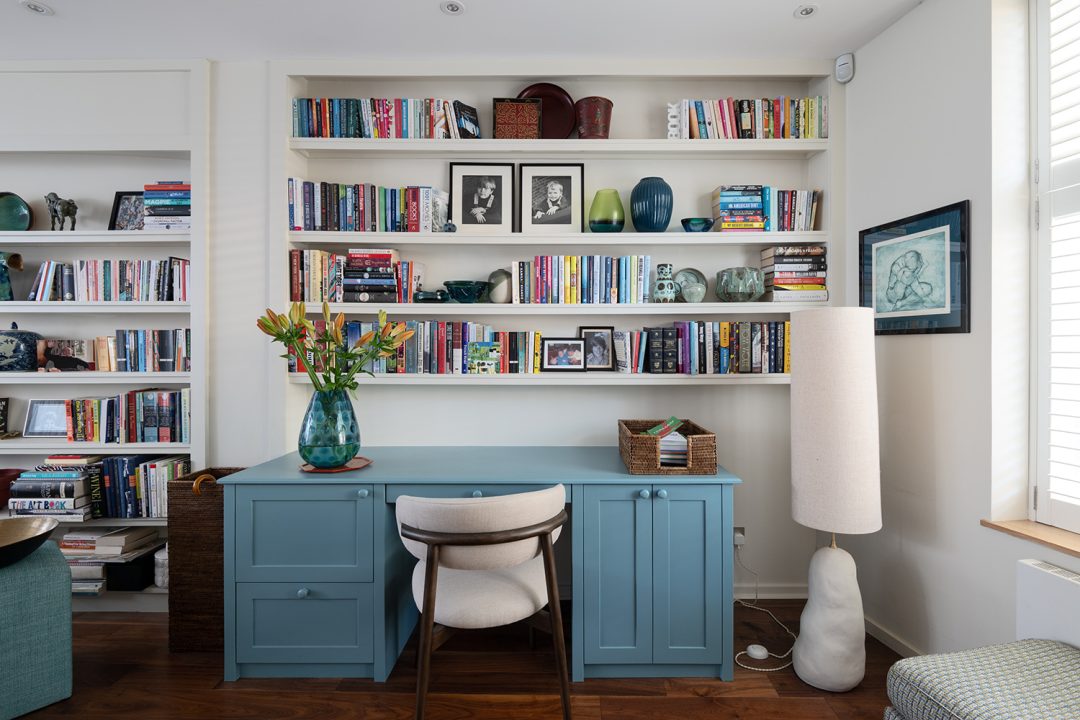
<box><xmin>864</xmin><ymin>615</ymin><xmax>922</xmax><ymax>658</ymax></box>
<box><xmin>735</xmin><ymin>582</ymin><xmax>808</xmax><ymax>600</ymax></box>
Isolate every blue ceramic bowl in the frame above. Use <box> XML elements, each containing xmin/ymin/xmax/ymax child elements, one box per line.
<box><xmin>681</xmin><ymin>217</ymin><xmax>715</xmax><ymax>232</ymax></box>
<box><xmin>443</xmin><ymin>280</ymin><xmax>491</xmax><ymax>303</ymax></box>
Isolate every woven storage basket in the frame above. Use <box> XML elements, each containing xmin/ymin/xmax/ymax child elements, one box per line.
<box><xmin>618</xmin><ymin>419</ymin><xmax>717</xmax><ymax>475</ymax></box>
<box><xmin>167</xmin><ymin>467</ymin><xmax>243</xmax><ymax>653</ymax></box>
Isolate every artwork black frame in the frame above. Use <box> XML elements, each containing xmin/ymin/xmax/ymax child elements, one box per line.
<box><xmin>858</xmin><ymin>200</ymin><xmax>970</xmax><ymax>335</ymax></box>
<box><xmin>579</xmin><ymin>326</ymin><xmax>615</xmax><ymax>371</ymax></box>
<box><xmin>540</xmin><ymin>337</ymin><xmax>587</xmax><ymax>372</ymax></box>
<box><xmin>518</xmin><ymin>163</ymin><xmax>585</xmax><ymax>234</ymax></box>
<box><xmin>448</xmin><ymin>162</ymin><xmax>515</xmax><ymax>235</ymax></box>
<box><xmin>108</xmin><ymin>191</ymin><xmax>145</xmax><ymax>231</ymax></box>
<box><xmin>22</xmin><ymin>399</ymin><xmax>69</xmax><ymax>438</ymax></box>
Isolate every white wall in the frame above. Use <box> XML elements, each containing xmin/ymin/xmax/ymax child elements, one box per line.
<box><xmin>845</xmin><ymin>0</ymin><xmax>1080</xmax><ymax>655</ymax></box>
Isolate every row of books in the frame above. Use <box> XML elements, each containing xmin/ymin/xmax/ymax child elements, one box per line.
<box><xmin>26</xmin><ymin>258</ymin><xmax>190</xmax><ymax>303</ymax></box>
<box><xmin>509</xmin><ymin>255</ymin><xmax>653</xmax><ymax>304</ymax></box>
<box><xmin>288</xmin><ymin>248</ymin><xmax>425</xmax><ymax>303</ymax></box>
<box><xmin>709</xmin><ymin>185</ymin><xmax>822</xmax><ymax>232</ymax></box>
<box><xmin>142</xmin><ymin>182</ymin><xmax>191</xmax><ymax>231</ymax></box>
<box><xmin>291</xmin><ymin>97</ymin><xmax>481</xmax><ymax>139</ymax></box>
<box><xmin>762</xmin><ymin>245</ymin><xmax>828</xmax><ymax>303</ymax></box>
<box><xmin>288</xmin><ymin>179</ymin><xmax>450</xmax><ymax>233</ymax></box>
<box><xmin>59</xmin><ymin>389</ymin><xmax>191</xmax><ymax>444</ymax></box>
<box><xmin>676</xmin><ymin>96</ymin><xmax>828</xmax><ymax>140</ymax></box>
<box><xmin>64</xmin><ymin>526</ymin><xmax>164</xmax><ymax>594</ymax></box>
<box><xmin>7</xmin><ymin>454</ymin><xmax>188</xmax><ymax>520</ymax></box>
<box><xmin>37</xmin><ymin>330</ymin><xmax>191</xmax><ymax>373</ymax></box>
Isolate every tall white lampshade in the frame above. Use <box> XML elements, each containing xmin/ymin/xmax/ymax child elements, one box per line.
<box><xmin>789</xmin><ymin>306</ymin><xmax>882</xmax><ymax>692</ymax></box>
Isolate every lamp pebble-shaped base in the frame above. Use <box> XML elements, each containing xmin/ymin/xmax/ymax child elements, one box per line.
<box><xmin>792</xmin><ymin>545</ymin><xmax>866</xmax><ymax>692</ymax></box>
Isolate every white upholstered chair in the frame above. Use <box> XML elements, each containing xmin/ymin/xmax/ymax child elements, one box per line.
<box><xmin>396</xmin><ymin>484</ymin><xmax>570</xmax><ymax>720</ymax></box>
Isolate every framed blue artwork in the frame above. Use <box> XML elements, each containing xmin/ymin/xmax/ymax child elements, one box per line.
<box><xmin>859</xmin><ymin>200</ymin><xmax>970</xmax><ymax>335</ymax></box>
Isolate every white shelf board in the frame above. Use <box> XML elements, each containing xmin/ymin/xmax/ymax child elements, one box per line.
<box><xmin>0</xmin><ymin>231</ymin><xmax>190</xmax><ymax>246</ymax></box>
<box><xmin>289</xmin><ymin>231</ymin><xmax>828</xmax><ymax>247</ymax></box>
<box><xmin>2</xmin><ymin>302</ymin><xmax>190</xmax><ymax>314</ymax></box>
<box><xmin>0</xmin><ymin>440</ymin><xmax>190</xmax><ymax>455</ymax></box>
<box><xmin>0</xmin><ymin>134</ymin><xmax>190</xmax><ymax>154</ymax></box>
<box><xmin>0</xmin><ymin>372</ymin><xmax>191</xmax><ymax>385</ymax></box>
<box><xmin>288</xmin><ymin>373</ymin><xmax>790</xmax><ymax>386</ymax></box>
<box><xmin>289</xmin><ymin>138</ymin><xmax>830</xmax><ymax>160</ymax></box>
<box><xmin>55</xmin><ymin>517</ymin><xmax>169</xmax><ymax>527</ymax></box>
<box><xmin>305</xmin><ymin>302</ymin><xmax>823</xmax><ymax>316</ymax></box>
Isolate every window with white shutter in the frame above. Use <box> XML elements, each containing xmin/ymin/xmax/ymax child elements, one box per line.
<box><xmin>1036</xmin><ymin>0</ymin><xmax>1080</xmax><ymax>534</ymax></box>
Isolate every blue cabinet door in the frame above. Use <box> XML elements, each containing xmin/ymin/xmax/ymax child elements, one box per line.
<box><xmin>582</xmin><ymin>484</ymin><xmax>652</xmax><ymax>665</ymax></box>
<box><xmin>235</xmin><ymin>485</ymin><xmax>374</xmax><ymax>583</ymax></box>
<box><xmin>652</xmin><ymin>485</ymin><xmax>725</xmax><ymax>664</ymax></box>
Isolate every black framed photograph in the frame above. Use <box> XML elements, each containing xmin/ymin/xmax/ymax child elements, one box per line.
<box><xmin>859</xmin><ymin>200</ymin><xmax>970</xmax><ymax>335</ymax></box>
<box><xmin>540</xmin><ymin>337</ymin><xmax>586</xmax><ymax>372</ymax></box>
<box><xmin>449</xmin><ymin>162</ymin><xmax>515</xmax><ymax>235</ymax></box>
<box><xmin>518</xmin><ymin>163</ymin><xmax>584</xmax><ymax>234</ymax></box>
<box><xmin>22</xmin><ymin>399</ymin><xmax>68</xmax><ymax>438</ymax></box>
<box><xmin>108</xmin><ymin>191</ymin><xmax>144</xmax><ymax>231</ymax></box>
<box><xmin>579</xmin><ymin>326</ymin><xmax>615</xmax><ymax>371</ymax></box>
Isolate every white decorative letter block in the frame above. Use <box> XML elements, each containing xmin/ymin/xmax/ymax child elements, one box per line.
<box><xmin>667</xmin><ymin>103</ymin><xmax>680</xmax><ymax>140</ymax></box>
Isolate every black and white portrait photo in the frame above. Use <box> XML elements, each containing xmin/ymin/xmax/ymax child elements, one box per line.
<box><xmin>462</xmin><ymin>175</ymin><xmax>502</xmax><ymax>225</ymax></box>
<box><xmin>531</xmin><ymin>176</ymin><xmax>572</xmax><ymax>225</ymax></box>
<box><xmin>579</xmin><ymin>326</ymin><xmax>615</xmax><ymax>371</ymax></box>
<box><xmin>518</xmin><ymin>163</ymin><xmax>584</xmax><ymax>234</ymax></box>
<box><xmin>450</xmin><ymin>163</ymin><xmax>515</xmax><ymax>235</ymax></box>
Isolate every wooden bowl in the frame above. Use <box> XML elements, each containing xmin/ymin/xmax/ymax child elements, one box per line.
<box><xmin>0</xmin><ymin>516</ymin><xmax>59</xmax><ymax>569</ymax></box>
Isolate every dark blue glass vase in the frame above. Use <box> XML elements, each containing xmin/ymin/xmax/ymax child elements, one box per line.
<box><xmin>630</xmin><ymin>176</ymin><xmax>673</xmax><ymax>232</ymax></box>
<box><xmin>298</xmin><ymin>389</ymin><xmax>360</xmax><ymax>469</ymax></box>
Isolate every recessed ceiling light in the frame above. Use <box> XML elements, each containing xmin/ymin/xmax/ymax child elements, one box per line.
<box><xmin>19</xmin><ymin>0</ymin><xmax>55</xmax><ymax>15</ymax></box>
<box><xmin>440</xmin><ymin>1</ymin><xmax>465</xmax><ymax>15</ymax></box>
<box><xmin>794</xmin><ymin>4</ymin><xmax>818</xmax><ymax>18</ymax></box>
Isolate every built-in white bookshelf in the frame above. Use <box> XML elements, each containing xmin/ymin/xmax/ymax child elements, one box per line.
<box><xmin>266</xmin><ymin>60</ymin><xmax>844</xmax><ymax>455</ymax></box>
<box><xmin>0</xmin><ymin>60</ymin><xmax>209</xmax><ymax>612</ymax></box>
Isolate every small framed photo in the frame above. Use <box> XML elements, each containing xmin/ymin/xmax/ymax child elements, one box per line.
<box><xmin>541</xmin><ymin>337</ymin><xmax>586</xmax><ymax>372</ymax></box>
<box><xmin>449</xmin><ymin>162</ymin><xmax>515</xmax><ymax>235</ymax></box>
<box><xmin>859</xmin><ymin>200</ymin><xmax>970</xmax><ymax>335</ymax></box>
<box><xmin>579</xmin><ymin>326</ymin><xmax>615</xmax><ymax>371</ymax></box>
<box><xmin>518</xmin><ymin>163</ymin><xmax>584</xmax><ymax>234</ymax></box>
<box><xmin>23</xmin><ymin>399</ymin><xmax>68</xmax><ymax>438</ymax></box>
<box><xmin>109</xmin><ymin>191</ymin><xmax>144</xmax><ymax>231</ymax></box>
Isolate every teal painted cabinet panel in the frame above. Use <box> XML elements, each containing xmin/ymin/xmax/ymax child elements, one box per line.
<box><xmin>582</xmin><ymin>484</ymin><xmax>653</xmax><ymax>665</ymax></box>
<box><xmin>236</xmin><ymin>582</ymin><xmax>374</xmax><ymax>664</ymax></box>
<box><xmin>235</xmin><ymin>485</ymin><xmax>374</xmax><ymax>583</ymax></box>
<box><xmin>652</xmin><ymin>485</ymin><xmax>724</xmax><ymax>664</ymax></box>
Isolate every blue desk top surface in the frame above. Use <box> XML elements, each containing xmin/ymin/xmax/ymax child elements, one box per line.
<box><xmin>220</xmin><ymin>446</ymin><xmax>741</xmax><ymax>486</ymax></box>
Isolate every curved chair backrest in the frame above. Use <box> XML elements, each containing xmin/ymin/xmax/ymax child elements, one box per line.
<box><xmin>396</xmin><ymin>484</ymin><xmax>565</xmax><ymax>571</ymax></box>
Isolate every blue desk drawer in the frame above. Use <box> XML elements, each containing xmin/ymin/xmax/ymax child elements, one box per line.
<box><xmin>235</xmin><ymin>485</ymin><xmax>374</xmax><ymax>582</ymax></box>
<box><xmin>236</xmin><ymin>582</ymin><xmax>373</xmax><ymax>664</ymax></box>
<box><xmin>387</xmin><ymin>484</ymin><xmax>570</xmax><ymax>504</ymax></box>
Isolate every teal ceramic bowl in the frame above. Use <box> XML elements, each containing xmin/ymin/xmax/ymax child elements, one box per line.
<box><xmin>680</xmin><ymin>217</ymin><xmax>715</xmax><ymax>232</ymax></box>
<box><xmin>0</xmin><ymin>193</ymin><xmax>32</xmax><ymax>231</ymax></box>
<box><xmin>443</xmin><ymin>280</ymin><xmax>491</xmax><ymax>303</ymax></box>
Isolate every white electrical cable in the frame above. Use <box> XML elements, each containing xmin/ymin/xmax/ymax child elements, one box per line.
<box><xmin>734</xmin><ymin>545</ymin><xmax>797</xmax><ymax>672</ymax></box>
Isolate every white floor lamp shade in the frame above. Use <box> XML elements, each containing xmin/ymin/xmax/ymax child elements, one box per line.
<box><xmin>789</xmin><ymin>306</ymin><xmax>881</xmax><ymax>692</ymax></box>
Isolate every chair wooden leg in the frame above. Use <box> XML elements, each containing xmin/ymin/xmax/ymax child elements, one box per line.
<box><xmin>416</xmin><ymin>545</ymin><xmax>440</xmax><ymax>720</ymax></box>
<box><xmin>540</xmin><ymin>533</ymin><xmax>571</xmax><ymax>720</ymax></box>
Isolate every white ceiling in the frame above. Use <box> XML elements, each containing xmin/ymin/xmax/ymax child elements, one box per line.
<box><xmin>0</xmin><ymin>0</ymin><xmax>921</xmax><ymax>62</ymax></box>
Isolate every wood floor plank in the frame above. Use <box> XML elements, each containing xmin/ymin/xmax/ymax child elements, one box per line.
<box><xmin>24</xmin><ymin>600</ymin><xmax>900</xmax><ymax>720</ymax></box>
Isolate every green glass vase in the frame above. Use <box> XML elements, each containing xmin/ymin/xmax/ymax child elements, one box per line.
<box><xmin>298</xmin><ymin>389</ymin><xmax>360</xmax><ymax>469</ymax></box>
<box><xmin>588</xmin><ymin>189</ymin><xmax>625</xmax><ymax>233</ymax></box>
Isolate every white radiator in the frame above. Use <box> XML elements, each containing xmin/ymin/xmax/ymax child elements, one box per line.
<box><xmin>1016</xmin><ymin>559</ymin><xmax>1080</xmax><ymax>648</ymax></box>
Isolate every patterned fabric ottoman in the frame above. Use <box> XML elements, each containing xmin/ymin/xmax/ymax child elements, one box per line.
<box><xmin>0</xmin><ymin>541</ymin><xmax>72</xmax><ymax>720</ymax></box>
<box><xmin>884</xmin><ymin>639</ymin><xmax>1080</xmax><ymax>720</ymax></box>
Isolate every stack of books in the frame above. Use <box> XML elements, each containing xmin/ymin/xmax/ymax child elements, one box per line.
<box><xmin>711</xmin><ymin>185</ymin><xmax>767</xmax><ymax>232</ymax></box>
<box><xmin>7</xmin><ymin>466</ymin><xmax>92</xmax><ymax>521</ymax></box>
<box><xmin>659</xmin><ymin>431</ymin><xmax>689</xmax><ymax>466</ymax></box>
<box><xmin>143</xmin><ymin>182</ymin><xmax>191</xmax><ymax>231</ymax></box>
<box><xmin>763</xmin><ymin>245</ymin><xmax>828</xmax><ymax>303</ymax></box>
<box><xmin>292</xmin><ymin>97</ymin><xmax>479</xmax><ymax>139</ymax></box>
<box><xmin>60</xmin><ymin>526</ymin><xmax>163</xmax><ymax>595</ymax></box>
<box><xmin>287</xmin><ymin>179</ymin><xmax>449</xmax><ymax>233</ymax></box>
<box><xmin>290</xmin><ymin>248</ymin><xmax>422</xmax><ymax>303</ymax></box>
<box><xmin>676</xmin><ymin>96</ymin><xmax>827</xmax><ymax>139</ymax></box>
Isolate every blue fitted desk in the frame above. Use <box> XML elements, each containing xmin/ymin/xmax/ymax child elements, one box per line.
<box><xmin>219</xmin><ymin>446</ymin><xmax>740</xmax><ymax>683</ymax></box>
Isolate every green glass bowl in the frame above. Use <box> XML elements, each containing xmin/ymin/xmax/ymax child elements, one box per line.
<box><xmin>443</xmin><ymin>280</ymin><xmax>491</xmax><ymax>303</ymax></box>
<box><xmin>0</xmin><ymin>193</ymin><xmax>32</xmax><ymax>231</ymax></box>
<box><xmin>680</xmin><ymin>217</ymin><xmax>715</xmax><ymax>232</ymax></box>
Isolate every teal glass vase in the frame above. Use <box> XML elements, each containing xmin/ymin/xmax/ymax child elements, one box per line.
<box><xmin>298</xmin><ymin>389</ymin><xmax>360</xmax><ymax>469</ymax></box>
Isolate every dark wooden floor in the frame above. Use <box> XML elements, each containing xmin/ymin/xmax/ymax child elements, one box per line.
<box><xmin>27</xmin><ymin>600</ymin><xmax>897</xmax><ymax>719</ymax></box>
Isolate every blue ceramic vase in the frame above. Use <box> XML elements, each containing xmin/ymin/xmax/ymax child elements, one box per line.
<box><xmin>298</xmin><ymin>389</ymin><xmax>360</xmax><ymax>469</ymax></box>
<box><xmin>630</xmin><ymin>177</ymin><xmax>673</xmax><ymax>232</ymax></box>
